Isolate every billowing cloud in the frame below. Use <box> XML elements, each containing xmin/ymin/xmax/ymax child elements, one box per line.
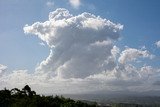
<box><xmin>155</xmin><ymin>40</ymin><xmax>160</xmax><ymax>48</ymax></box>
<box><xmin>24</xmin><ymin>8</ymin><xmax>123</xmax><ymax>78</ymax></box>
<box><xmin>118</xmin><ymin>48</ymin><xmax>153</xmax><ymax>64</ymax></box>
<box><xmin>69</xmin><ymin>0</ymin><xmax>81</xmax><ymax>8</ymax></box>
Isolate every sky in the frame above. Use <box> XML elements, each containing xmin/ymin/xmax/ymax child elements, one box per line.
<box><xmin>0</xmin><ymin>0</ymin><xmax>160</xmax><ymax>95</ymax></box>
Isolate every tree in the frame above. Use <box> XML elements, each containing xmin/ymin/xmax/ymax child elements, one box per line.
<box><xmin>11</xmin><ymin>88</ymin><xmax>21</xmax><ymax>95</ymax></box>
<box><xmin>22</xmin><ymin>85</ymin><xmax>36</xmax><ymax>97</ymax></box>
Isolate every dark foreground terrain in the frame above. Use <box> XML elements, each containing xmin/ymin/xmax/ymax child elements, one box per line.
<box><xmin>0</xmin><ymin>85</ymin><xmax>97</xmax><ymax>107</ymax></box>
<box><xmin>0</xmin><ymin>85</ymin><xmax>160</xmax><ymax>107</ymax></box>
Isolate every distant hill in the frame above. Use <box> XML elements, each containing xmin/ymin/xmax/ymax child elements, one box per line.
<box><xmin>63</xmin><ymin>92</ymin><xmax>160</xmax><ymax>107</ymax></box>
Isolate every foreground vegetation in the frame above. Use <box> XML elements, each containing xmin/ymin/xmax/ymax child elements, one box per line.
<box><xmin>0</xmin><ymin>85</ymin><xmax>97</xmax><ymax>107</ymax></box>
<box><xmin>1</xmin><ymin>85</ymin><xmax>160</xmax><ymax>107</ymax></box>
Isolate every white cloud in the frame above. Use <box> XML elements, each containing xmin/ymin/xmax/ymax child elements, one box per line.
<box><xmin>0</xmin><ymin>63</ymin><xmax>159</xmax><ymax>94</ymax></box>
<box><xmin>24</xmin><ymin>8</ymin><xmax>123</xmax><ymax>79</ymax></box>
<box><xmin>155</xmin><ymin>40</ymin><xmax>160</xmax><ymax>48</ymax></box>
<box><xmin>111</xmin><ymin>46</ymin><xmax>120</xmax><ymax>58</ymax></box>
<box><xmin>22</xmin><ymin>9</ymin><xmax>160</xmax><ymax>94</ymax></box>
<box><xmin>69</xmin><ymin>0</ymin><xmax>81</xmax><ymax>8</ymax></box>
<box><xmin>118</xmin><ymin>48</ymin><xmax>153</xmax><ymax>64</ymax></box>
<box><xmin>0</xmin><ymin>64</ymin><xmax>7</xmax><ymax>76</ymax></box>
<box><xmin>22</xmin><ymin>8</ymin><xmax>160</xmax><ymax>94</ymax></box>
<box><xmin>46</xmin><ymin>1</ymin><xmax>54</xmax><ymax>7</ymax></box>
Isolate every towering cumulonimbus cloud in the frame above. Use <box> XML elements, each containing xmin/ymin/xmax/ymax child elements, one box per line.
<box><xmin>24</xmin><ymin>8</ymin><xmax>123</xmax><ymax>79</ymax></box>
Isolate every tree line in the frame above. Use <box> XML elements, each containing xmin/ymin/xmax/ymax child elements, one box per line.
<box><xmin>0</xmin><ymin>85</ymin><xmax>97</xmax><ymax>107</ymax></box>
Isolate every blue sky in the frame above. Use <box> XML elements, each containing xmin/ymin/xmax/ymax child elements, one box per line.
<box><xmin>0</xmin><ymin>0</ymin><xmax>160</xmax><ymax>94</ymax></box>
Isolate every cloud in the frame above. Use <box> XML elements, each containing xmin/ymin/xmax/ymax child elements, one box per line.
<box><xmin>22</xmin><ymin>8</ymin><xmax>160</xmax><ymax>94</ymax></box>
<box><xmin>69</xmin><ymin>0</ymin><xmax>81</xmax><ymax>8</ymax></box>
<box><xmin>0</xmin><ymin>64</ymin><xmax>7</xmax><ymax>76</ymax></box>
<box><xmin>118</xmin><ymin>48</ymin><xmax>153</xmax><ymax>64</ymax></box>
<box><xmin>24</xmin><ymin>8</ymin><xmax>123</xmax><ymax>78</ymax></box>
<box><xmin>111</xmin><ymin>46</ymin><xmax>120</xmax><ymax>59</ymax></box>
<box><xmin>46</xmin><ymin>1</ymin><xmax>54</xmax><ymax>7</ymax></box>
<box><xmin>155</xmin><ymin>40</ymin><xmax>160</xmax><ymax>48</ymax></box>
<box><xmin>1</xmin><ymin>64</ymin><xmax>158</xmax><ymax>94</ymax></box>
